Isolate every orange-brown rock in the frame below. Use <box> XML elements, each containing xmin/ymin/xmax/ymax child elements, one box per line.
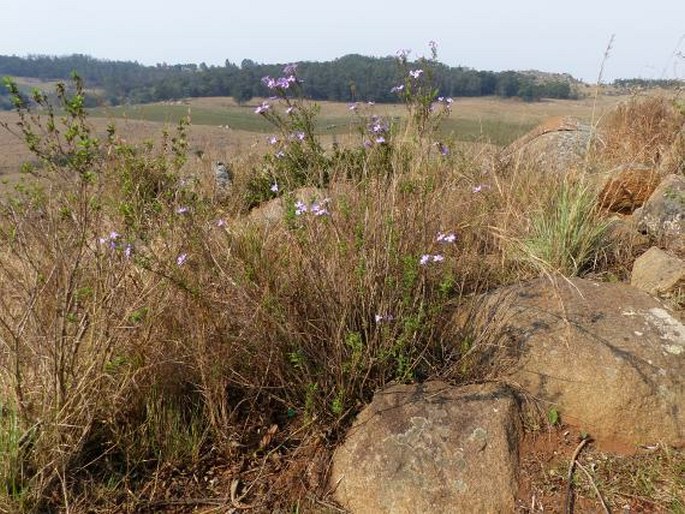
<box><xmin>598</xmin><ymin>165</ymin><xmax>661</xmax><ymax>214</ymax></box>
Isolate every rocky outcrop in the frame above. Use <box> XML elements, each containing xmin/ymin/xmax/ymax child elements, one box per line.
<box><xmin>330</xmin><ymin>381</ymin><xmax>520</xmax><ymax>514</ymax></box>
<box><xmin>473</xmin><ymin>276</ymin><xmax>685</xmax><ymax>448</ymax></box>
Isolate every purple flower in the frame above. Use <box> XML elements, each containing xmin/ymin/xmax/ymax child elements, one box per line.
<box><xmin>283</xmin><ymin>63</ymin><xmax>298</xmax><ymax>75</ymax></box>
<box><xmin>293</xmin><ymin>131</ymin><xmax>305</xmax><ymax>141</ymax></box>
<box><xmin>286</xmin><ymin>106</ymin><xmax>295</xmax><ymax>114</ymax></box>
<box><xmin>99</xmin><ymin>231</ymin><xmax>122</xmax><ymax>248</ymax></box>
<box><xmin>367</xmin><ymin>101</ymin><xmax>375</xmax><ymax>106</ymax></box>
<box><xmin>176</xmin><ymin>206</ymin><xmax>189</xmax><ymax>214</ymax></box>
<box><xmin>255</xmin><ymin>102</ymin><xmax>271</xmax><ymax>114</ymax></box>
<box><xmin>375</xmin><ymin>136</ymin><xmax>386</xmax><ymax>144</ymax></box>
<box><xmin>124</xmin><ymin>244</ymin><xmax>133</xmax><ymax>259</ymax></box>
<box><xmin>409</xmin><ymin>69</ymin><xmax>424</xmax><ymax>79</ymax></box>
<box><xmin>390</xmin><ymin>84</ymin><xmax>405</xmax><ymax>93</ymax></box>
<box><xmin>436</xmin><ymin>232</ymin><xmax>457</xmax><ymax>244</ymax></box>
<box><xmin>216</xmin><ymin>218</ymin><xmax>226</xmax><ymax>227</ymax></box>
<box><xmin>348</xmin><ymin>103</ymin><xmax>358</xmax><ymax>111</ymax></box>
<box><xmin>472</xmin><ymin>185</ymin><xmax>485</xmax><ymax>193</ymax></box>
<box><xmin>311</xmin><ymin>203</ymin><xmax>329</xmax><ymax>216</ymax></box>
<box><xmin>267</xmin><ymin>135</ymin><xmax>278</xmax><ymax>145</ymax></box>
<box><xmin>363</xmin><ymin>140</ymin><xmax>372</xmax><ymax>149</ymax></box>
<box><xmin>176</xmin><ymin>253</ymin><xmax>188</xmax><ymax>266</ymax></box>
<box><xmin>420</xmin><ymin>253</ymin><xmax>445</xmax><ymax>265</ymax></box>
<box><xmin>370</xmin><ymin>119</ymin><xmax>388</xmax><ymax>134</ymax></box>
<box><xmin>375</xmin><ymin>313</ymin><xmax>394</xmax><ymax>323</ymax></box>
<box><xmin>437</xmin><ymin>142</ymin><xmax>449</xmax><ymax>156</ymax></box>
<box><xmin>261</xmin><ymin>76</ymin><xmax>277</xmax><ymax>89</ymax></box>
<box><xmin>276</xmin><ymin>76</ymin><xmax>291</xmax><ymax>89</ymax></box>
<box><xmin>275</xmin><ymin>150</ymin><xmax>285</xmax><ymax>159</ymax></box>
<box><xmin>295</xmin><ymin>200</ymin><xmax>308</xmax><ymax>216</ymax></box>
<box><xmin>270</xmin><ymin>182</ymin><xmax>279</xmax><ymax>193</ymax></box>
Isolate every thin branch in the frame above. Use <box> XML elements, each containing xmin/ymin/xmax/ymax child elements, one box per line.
<box><xmin>565</xmin><ymin>436</ymin><xmax>590</xmax><ymax>514</ymax></box>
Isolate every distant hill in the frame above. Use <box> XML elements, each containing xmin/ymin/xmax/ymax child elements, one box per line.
<box><xmin>0</xmin><ymin>53</ymin><xmax>586</xmax><ymax>109</ymax></box>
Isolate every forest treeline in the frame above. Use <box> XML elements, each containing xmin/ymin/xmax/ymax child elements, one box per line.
<box><xmin>0</xmin><ymin>53</ymin><xmax>586</xmax><ymax>109</ymax></box>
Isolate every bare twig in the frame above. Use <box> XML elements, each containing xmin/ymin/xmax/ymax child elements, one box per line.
<box><xmin>576</xmin><ymin>461</ymin><xmax>610</xmax><ymax>514</ymax></box>
<box><xmin>565</xmin><ymin>436</ymin><xmax>590</xmax><ymax>514</ymax></box>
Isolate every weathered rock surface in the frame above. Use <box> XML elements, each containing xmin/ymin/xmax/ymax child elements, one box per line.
<box><xmin>330</xmin><ymin>381</ymin><xmax>520</xmax><ymax>514</ymax></box>
<box><xmin>631</xmin><ymin>246</ymin><xmax>685</xmax><ymax>297</ymax></box>
<box><xmin>634</xmin><ymin>174</ymin><xmax>685</xmax><ymax>252</ymax></box>
<box><xmin>597</xmin><ymin>165</ymin><xmax>661</xmax><ymax>214</ymax></box>
<box><xmin>501</xmin><ymin>116</ymin><xmax>593</xmax><ymax>173</ymax></box>
<box><xmin>473</xmin><ymin>277</ymin><xmax>685</xmax><ymax>449</ymax></box>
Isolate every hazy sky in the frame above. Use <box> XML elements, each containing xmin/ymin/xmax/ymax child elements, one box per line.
<box><xmin>2</xmin><ymin>0</ymin><xmax>683</xmax><ymax>82</ymax></box>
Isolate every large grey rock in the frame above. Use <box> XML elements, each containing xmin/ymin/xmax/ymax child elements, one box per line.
<box><xmin>635</xmin><ymin>174</ymin><xmax>685</xmax><ymax>252</ymax></box>
<box><xmin>330</xmin><ymin>381</ymin><xmax>520</xmax><ymax>514</ymax></box>
<box><xmin>501</xmin><ymin>116</ymin><xmax>593</xmax><ymax>173</ymax></box>
<box><xmin>473</xmin><ymin>277</ymin><xmax>685</xmax><ymax>449</ymax></box>
<box><xmin>631</xmin><ymin>246</ymin><xmax>685</xmax><ymax>297</ymax></box>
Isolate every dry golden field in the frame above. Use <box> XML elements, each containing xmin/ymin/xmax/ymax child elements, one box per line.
<box><xmin>0</xmin><ymin>91</ymin><xmax>637</xmax><ymax>183</ymax></box>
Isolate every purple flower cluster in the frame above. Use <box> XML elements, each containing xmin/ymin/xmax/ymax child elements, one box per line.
<box><xmin>261</xmin><ymin>64</ymin><xmax>300</xmax><ymax>93</ymax></box>
<box><xmin>294</xmin><ymin>198</ymin><xmax>330</xmax><ymax>217</ymax></box>
<box><xmin>390</xmin><ymin>84</ymin><xmax>405</xmax><ymax>94</ymax></box>
<box><xmin>418</xmin><ymin>230</ymin><xmax>457</xmax><ymax>266</ymax></box>
<box><xmin>367</xmin><ymin>116</ymin><xmax>389</xmax><ymax>145</ymax></box>
<box><xmin>261</xmin><ymin>75</ymin><xmax>297</xmax><ymax>90</ymax></box>
<box><xmin>436</xmin><ymin>231</ymin><xmax>457</xmax><ymax>244</ymax></box>
<box><xmin>409</xmin><ymin>69</ymin><xmax>424</xmax><ymax>79</ymax></box>
<box><xmin>374</xmin><ymin>313</ymin><xmax>394</xmax><ymax>324</ymax></box>
<box><xmin>436</xmin><ymin>142</ymin><xmax>449</xmax><ymax>156</ymax></box>
<box><xmin>98</xmin><ymin>231</ymin><xmax>133</xmax><ymax>259</ymax></box>
<box><xmin>420</xmin><ymin>254</ymin><xmax>445</xmax><ymax>265</ymax></box>
<box><xmin>255</xmin><ymin>101</ymin><xmax>271</xmax><ymax>114</ymax></box>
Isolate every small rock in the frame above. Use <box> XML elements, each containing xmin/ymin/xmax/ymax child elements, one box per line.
<box><xmin>631</xmin><ymin>246</ymin><xmax>685</xmax><ymax>297</ymax></box>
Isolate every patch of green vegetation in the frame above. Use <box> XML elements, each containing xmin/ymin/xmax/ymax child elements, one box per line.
<box><xmin>89</xmin><ymin>104</ymin><xmax>533</xmax><ymax>146</ymax></box>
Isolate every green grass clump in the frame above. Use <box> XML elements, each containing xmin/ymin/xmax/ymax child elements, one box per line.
<box><xmin>518</xmin><ymin>180</ymin><xmax>610</xmax><ymax>276</ymax></box>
